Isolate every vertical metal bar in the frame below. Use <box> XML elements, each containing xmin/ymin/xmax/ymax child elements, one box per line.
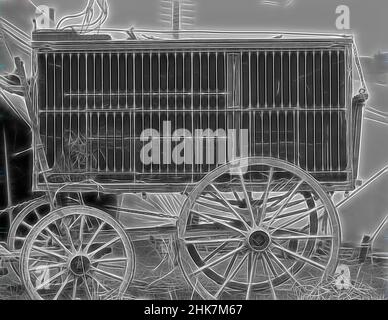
<box><xmin>215</xmin><ymin>51</ymin><xmax>218</xmax><ymax>166</ymax></box>
<box><xmin>249</xmin><ymin>51</ymin><xmax>252</xmax><ymax>108</ymax></box>
<box><xmin>93</xmin><ymin>53</ymin><xmax>96</xmax><ymax>111</ymax></box>
<box><xmin>183</xmin><ymin>51</ymin><xmax>186</xmax><ymax>175</ymax></box>
<box><xmin>260</xmin><ymin>51</ymin><xmax>264</xmax><ymax>157</ymax></box>
<box><xmin>305</xmin><ymin>50</ymin><xmax>307</xmax><ymax>170</ymax></box>
<box><xmin>321</xmin><ymin>50</ymin><xmax>324</xmax><ymax>171</ymax></box>
<box><xmin>296</xmin><ymin>51</ymin><xmax>299</xmax><ymax>167</ymax></box>
<box><xmin>151</xmin><ymin>51</ymin><xmax>154</xmax><ymax>174</ymax></box>
<box><xmin>253</xmin><ymin>51</ymin><xmax>257</xmax><ymax>157</ymax></box>
<box><xmin>264</xmin><ymin>51</ymin><xmax>267</xmax><ymax>108</ymax></box>
<box><xmin>77</xmin><ymin>53</ymin><xmax>81</xmax><ymax>172</ymax></box>
<box><xmin>237</xmin><ymin>51</ymin><xmax>241</xmax><ymax>160</ymax></box>
<box><xmin>175</xmin><ymin>51</ymin><xmax>178</xmax><ymax>175</ymax></box>
<box><xmin>329</xmin><ymin>50</ymin><xmax>332</xmax><ymax>171</ymax></box>
<box><xmin>53</xmin><ymin>53</ymin><xmax>56</xmax><ymax>168</ymax></box>
<box><xmin>199</xmin><ymin>51</ymin><xmax>202</xmax><ymax>174</ymax></box>
<box><xmin>69</xmin><ymin>53</ymin><xmax>72</xmax><ymax>169</ymax></box>
<box><xmin>85</xmin><ymin>52</ymin><xmax>89</xmax><ymax>173</ymax></box>
<box><xmin>272</xmin><ymin>50</ymin><xmax>275</xmax><ymax>109</ymax></box>
<box><xmin>98</xmin><ymin>52</ymin><xmax>103</xmax><ymax>171</ymax></box>
<box><xmin>159</xmin><ymin>52</ymin><xmax>162</xmax><ymax>175</ymax></box>
<box><xmin>277</xmin><ymin>51</ymin><xmax>281</xmax><ymax>158</ymax></box>
<box><xmin>122</xmin><ymin>53</ymin><xmax>127</xmax><ymax>172</ymax></box>
<box><xmin>45</xmin><ymin>53</ymin><xmax>48</xmax><ymax>155</ymax></box>
<box><xmin>117</xmin><ymin>52</ymin><xmax>121</xmax><ymax>172</ymax></box>
<box><xmin>248</xmin><ymin>51</ymin><xmax>252</xmax><ymax>158</ymax></box>
<box><xmin>166</xmin><ymin>52</ymin><xmax>169</xmax><ymax>175</ymax></box>
<box><xmin>191</xmin><ymin>51</ymin><xmax>194</xmax><ymax>182</ymax></box>
<box><xmin>281</xmin><ymin>51</ymin><xmax>283</xmax><ymax>109</ymax></box>
<box><xmin>207</xmin><ymin>51</ymin><xmax>210</xmax><ymax>173</ymax></box>
<box><xmin>141</xmin><ymin>52</ymin><xmax>144</xmax><ymax>175</ymax></box>
<box><xmin>313</xmin><ymin>51</ymin><xmax>316</xmax><ymax>172</ymax></box>
<box><xmin>61</xmin><ymin>53</ymin><xmax>64</xmax><ymax>170</ymax></box>
<box><xmin>225</xmin><ymin>51</ymin><xmax>229</xmax><ymax>162</ymax></box>
<box><xmin>112</xmin><ymin>53</ymin><xmax>117</xmax><ymax>172</ymax></box>
<box><xmin>285</xmin><ymin>51</ymin><xmax>288</xmax><ymax>161</ymax></box>
<box><xmin>268</xmin><ymin>52</ymin><xmax>272</xmax><ymax>157</ymax></box>
<box><xmin>132</xmin><ymin>52</ymin><xmax>136</xmax><ymax>176</ymax></box>
<box><xmin>337</xmin><ymin>49</ymin><xmax>341</xmax><ymax>170</ymax></box>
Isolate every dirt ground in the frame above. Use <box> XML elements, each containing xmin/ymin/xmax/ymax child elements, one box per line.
<box><xmin>0</xmin><ymin>240</ymin><xmax>386</xmax><ymax>300</ymax></box>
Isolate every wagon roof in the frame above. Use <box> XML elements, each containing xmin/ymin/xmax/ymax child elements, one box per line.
<box><xmin>31</xmin><ymin>28</ymin><xmax>354</xmax><ymax>49</ymax></box>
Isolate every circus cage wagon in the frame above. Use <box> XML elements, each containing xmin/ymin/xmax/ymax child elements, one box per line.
<box><xmin>0</xmin><ymin>4</ymin><xmax>381</xmax><ymax>300</ymax></box>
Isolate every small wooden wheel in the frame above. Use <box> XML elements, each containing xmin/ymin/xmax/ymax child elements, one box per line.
<box><xmin>20</xmin><ymin>206</ymin><xmax>135</xmax><ymax>300</ymax></box>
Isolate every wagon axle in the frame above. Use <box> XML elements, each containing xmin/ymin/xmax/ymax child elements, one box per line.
<box><xmin>69</xmin><ymin>255</ymin><xmax>91</xmax><ymax>276</ymax></box>
<box><xmin>247</xmin><ymin>229</ymin><xmax>272</xmax><ymax>252</ymax></box>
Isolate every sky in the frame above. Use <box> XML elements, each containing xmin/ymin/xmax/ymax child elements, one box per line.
<box><xmin>0</xmin><ymin>0</ymin><xmax>387</xmax><ymax>54</ymax></box>
<box><xmin>1</xmin><ymin>0</ymin><xmax>388</xmax><ymax>246</ymax></box>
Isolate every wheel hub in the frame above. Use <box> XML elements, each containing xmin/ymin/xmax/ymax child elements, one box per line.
<box><xmin>69</xmin><ymin>255</ymin><xmax>91</xmax><ymax>276</ymax></box>
<box><xmin>248</xmin><ymin>229</ymin><xmax>271</xmax><ymax>252</ymax></box>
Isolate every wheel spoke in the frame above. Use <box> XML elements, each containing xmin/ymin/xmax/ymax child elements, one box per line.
<box><xmin>44</xmin><ymin>227</ymin><xmax>72</xmax><ymax>256</ymax></box>
<box><xmin>272</xmin><ymin>235</ymin><xmax>333</xmax><ymax>241</ymax></box>
<box><xmin>232</xmin><ymin>188</ymin><xmax>242</xmax><ymax>203</ymax></box>
<box><xmin>72</xmin><ymin>277</ymin><xmax>78</xmax><ymax>300</ymax></box>
<box><xmin>210</xmin><ymin>184</ymin><xmax>250</xmax><ymax>230</ymax></box>
<box><xmin>271</xmin><ymin>205</ymin><xmax>325</xmax><ymax>232</ymax></box>
<box><xmin>246</xmin><ymin>252</ymin><xmax>257</xmax><ymax>300</ymax></box>
<box><xmin>36</xmin><ymin>269</ymin><xmax>67</xmax><ymax>290</ymax></box>
<box><xmin>268</xmin><ymin>180</ymin><xmax>304</xmax><ymax>226</ymax></box>
<box><xmin>62</xmin><ymin>222</ymin><xmax>77</xmax><ymax>253</ymax></box>
<box><xmin>68</xmin><ymin>215</ymin><xmax>82</xmax><ymax>231</ymax></box>
<box><xmin>262</xmin><ymin>254</ymin><xmax>277</xmax><ymax>300</ymax></box>
<box><xmin>32</xmin><ymin>209</ymin><xmax>41</xmax><ymax>220</ymax></box>
<box><xmin>263</xmin><ymin>252</ymin><xmax>278</xmax><ymax>277</ymax></box>
<box><xmin>223</xmin><ymin>252</ymin><xmax>238</xmax><ymax>278</ymax></box>
<box><xmin>265</xmin><ymin>207</ymin><xmax>310</xmax><ymax>224</ymax></box>
<box><xmin>257</xmin><ymin>167</ymin><xmax>274</xmax><ymax>225</ymax></box>
<box><xmin>192</xmin><ymin>245</ymin><xmax>245</xmax><ymax>275</ymax></box>
<box><xmin>265</xmin><ymin>198</ymin><xmax>307</xmax><ymax>216</ymax></box>
<box><xmin>29</xmin><ymin>262</ymin><xmax>67</xmax><ymax>272</ymax></box>
<box><xmin>215</xmin><ymin>252</ymin><xmax>248</xmax><ymax>299</ymax></box>
<box><xmin>84</xmin><ymin>222</ymin><xmax>106</xmax><ymax>253</ymax></box>
<box><xmin>191</xmin><ymin>210</ymin><xmax>246</xmax><ymax>236</ymax></box>
<box><xmin>92</xmin><ymin>257</ymin><xmax>128</xmax><ymax>264</ymax></box>
<box><xmin>267</xmin><ymin>249</ymin><xmax>302</xmax><ymax>287</ymax></box>
<box><xmin>21</xmin><ymin>221</ymin><xmax>33</xmax><ymax>230</ymax></box>
<box><xmin>272</xmin><ymin>244</ymin><xmax>326</xmax><ymax>271</ymax></box>
<box><xmin>82</xmin><ymin>275</ymin><xmax>93</xmax><ymax>300</ymax></box>
<box><xmin>88</xmin><ymin>273</ymin><xmax>110</xmax><ymax>293</ymax></box>
<box><xmin>203</xmin><ymin>242</ymin><xmax>229</xmax><ymax>262</ymax></box>
<box><xmin>53</xmin><ymin>274</ymin><xmax>71</xmax><ymax>300</ymax></box>
<box><xmin>88</xmin><ymin>236</ymin><xmax>121</xmax><ymax>258</ymax></box>
<box><xmin>238</xmin><ymin>173</ymin><xmax>256</xmax><ymax>227</ymax></box>
<box><xmin>91</xmin><ymin>266</ymin><xmax>124</xmax><ymax>282</ymax></box>
<box><xmin>184</xmin><ymin>238</ymin><xmax>244</xmax><ymax>245</ymax></box>
<box><xmin>79</xmin><ymin>215</ymin><xmax>86</xmax><ymax>251</ymax></box>
<box><xmin>32</xmin><ymin>245</ymin><xmax>68</xmax><ymax>261</ymax></box>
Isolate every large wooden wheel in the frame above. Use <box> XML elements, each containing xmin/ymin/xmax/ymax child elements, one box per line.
<box><xmin>20</xmin><ymin>206</ymin><xmax>135</xmax><ymax>300</ymax></box>
<box><xmin>177</xmin><ymin>157</ymin><xmax>341</xmax><ymax>300</ymax></box>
